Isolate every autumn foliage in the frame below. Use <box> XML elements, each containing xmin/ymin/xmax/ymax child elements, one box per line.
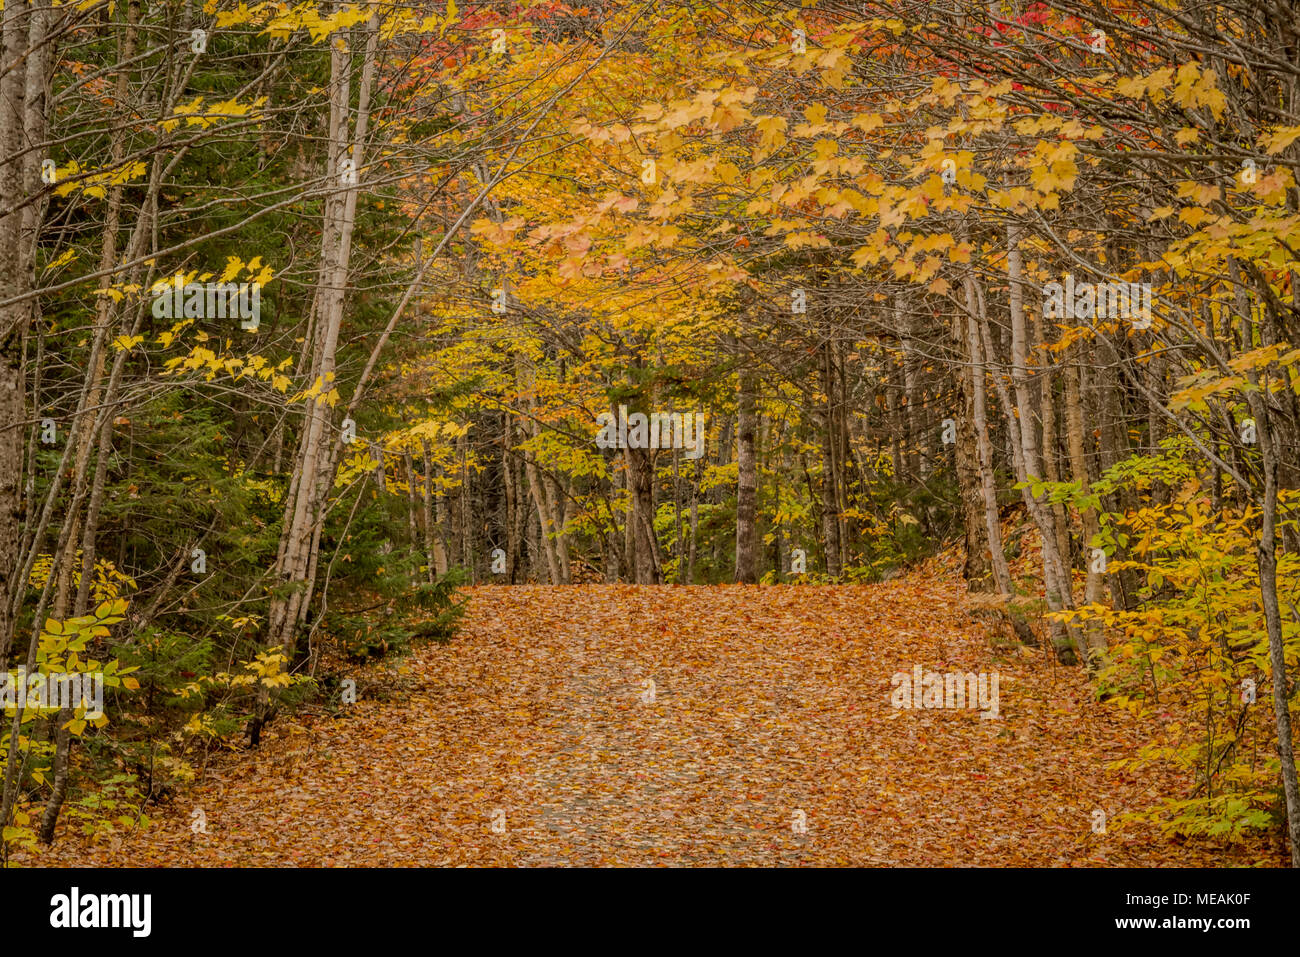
<box><xmin>0</xmin><ymin>0</ymin><xmax>1297</xmax><ymax>866</ymax></box>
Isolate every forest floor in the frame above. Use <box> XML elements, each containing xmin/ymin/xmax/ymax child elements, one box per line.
<box><xmin>21</xmin><ymin>568</ymin><xmax>1275</xmax><ymax>866</ymax></box>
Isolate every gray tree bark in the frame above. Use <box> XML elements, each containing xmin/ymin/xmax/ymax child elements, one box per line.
<box><xmin>735</xmin><ymin>365</ymin><xmax>759</xmax><ymax>583</ymax></box>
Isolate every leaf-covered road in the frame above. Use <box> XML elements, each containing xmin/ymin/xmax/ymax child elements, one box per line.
<box><xmin>28</xmin><ymin>581</ymin><xmax>1241</xmax><ymax>866</ymax></box>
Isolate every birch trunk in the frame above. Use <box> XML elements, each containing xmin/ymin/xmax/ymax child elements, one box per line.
<box><xmin>266</xmin><ymin>11</ymin><xmax>378</xmax><ymax>658</ymax></box>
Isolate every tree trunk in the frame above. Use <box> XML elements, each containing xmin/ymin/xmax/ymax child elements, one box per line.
<box><xmin>626</xmin><ymin>444</ymin><xmax>660</xmax><ymax>583</ymax></box>
<box><xmin>0</xmin><ymin>0</ymin><xmax>41</xmax><ymax>661</ymax></box>
<box><xmin>735</xmin><ymin>365</ymin><xmax>759</xmax><ymax>583</ymax></box>
<box><xmin>1033</xmin><ymin>311</ymin><xmax>1072</xmax><ymax>571</ymax></box>
<box><xmin>1064</xmin><ymin>349</ymin><xmax>1108</xmax><ymax>660</ymax></box>
<box><xmin>525</xmin><ymin>451</ymin><xmax>563</xmax><ymax>585</ymax></box>
<box><xmin>963</xmin><ymin>286</ymin><xmax>1014</xmax><ymax>600</ymax></box>
<box><xmin>1247</xmin><ymin>383</ymin><xmax>1300</xmax><ymax>867</ymax></box>
<box><xmin>820</xmin><ymin>342</ymin><xmax>842</xmax><ymax>578</ymax></box>
<box><xmin>954</xmin><ymin>341</ymin><xmax>992</xmax><ymax>590</ymax></box>
<box><xmin>421</xmin><ymin>440</ymin><xmax>447</xmax><ymax>579</ymax></box>
<box><xmin>996</xmin><ymin>227</ymin><xmax>1080</xmax><ymax>661</ymax></box>
<box><xmin>266</xmin><ymin>11</ymin><xmax>378</xmax><ymax>659</ymax></box>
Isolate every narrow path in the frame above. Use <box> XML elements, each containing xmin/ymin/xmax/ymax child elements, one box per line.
<box><xmin>25</xmin><ymin>581</ymin><xmax>1240</xmax><ymax>866</ymax></box>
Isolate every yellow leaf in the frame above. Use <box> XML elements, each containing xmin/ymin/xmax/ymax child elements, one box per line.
<box><xmin>1260</xmin><ymin>125</ymin><xmax>1300</xmax><ymax>155</ymax></box>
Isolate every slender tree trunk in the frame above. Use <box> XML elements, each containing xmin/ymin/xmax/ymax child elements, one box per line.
<box><xmin>502</xmin><ymin>433</ymin><xmax>518</xmax><ymax>582</ymax></box>
<box><xmin>545</xmin><ymin>469</ymin><xmax>572</xmax><ymax>584</ymax></box>
<box><xmin>820</xmin><ymin>342</ymin><xmax>842</xmax><ymax>578</ymax></box>
<box><xmin>421</xmin><ymin>441</ymin><xmax>446</xmax><ymax>579</ymax></box>
<box><xmin>525</xmin><ymin>452</ymin><xmax>563</xmax><ymax>585</ymax></box>
<box><xmin>266</xmin><ymin>12</ymin><xmax>378</xmax><ymax>659</ymax></box>
<box><xmin>1064</xmin><ymin>350</ymin><xmax>1108</xmax><ymax>659</ymax></box>
<box><xmin>901</xmin><ymin>298</ymin><xmax>923</xmax><ymax>483</ymax></box>
<box><xmin>1247</xmin><ymin>384</ymin><xmax>1300</xmax><ymax>867</ymax></box>
<box><xmin>735</xmin><ymin>365</ymin><xmax>759</xmax><ymax>583</ymax></box>
<box><xmin>996</xmin><ymin>228</ymin><xmax>1080</xmax><ymax>661</ymax></box>
<box><xmin>963</xmin><ymin>286</ymin><xmax>1014</xmax><ymax>600</ymax></box>
<box><xmin>1231</xmin><ymin>258</ymin><xmax>1300</xmax><ymax>865</ymax></box>
<box><xmin>1034</xmin><ymin>312</ymin><xmax>1072</xmax><ymax>571</ymax></box>
<box><xmin>954</xmin><ymin>344</ymin><xmax>992</xmax><ymax>590</ymax></box>
<box><xmin>687</xmin><ymin>456</ymin><xmax>700</xmax><ymax>584</ymax></box>
<box><xmin>0</xmin><ymin>0</ymin><xmax>40</xmax><ymax>661</ymax></box>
